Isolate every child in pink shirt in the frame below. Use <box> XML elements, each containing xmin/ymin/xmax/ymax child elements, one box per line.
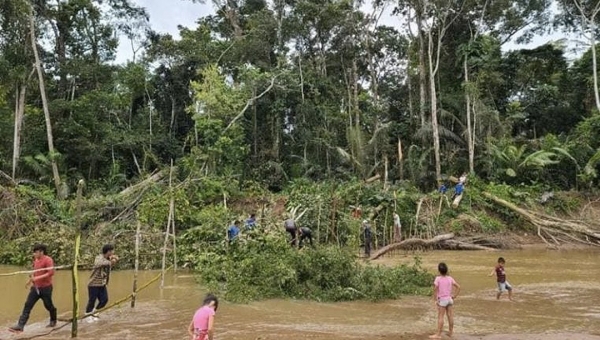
<box><xmin>430</xmin><ymin>263</ymin><xmax>461</xmax><ymax>339</ymax></box>
<box><xmin>188</xmin><ymin>294</ymin><xmax>218</xmax><ymax>340</ymax></box>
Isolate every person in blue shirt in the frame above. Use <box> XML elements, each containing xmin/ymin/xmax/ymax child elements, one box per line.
<box><xmin>245</xmin><ymin>214</ymin><xmax>256</xmax><ymax>230</ymax></box>
<box><xmin>227</xmin><ymin>221</ymin><xmax>241</xmax><ymax>243</ymax></box>
<box><xmin>439</xmin><ymin>183</ymin><xmax>448</xmax><ymax>194</ymax></box>
<box><xmin>452</xmin><ymin>182</ymin><xmax>464</xmax><ymax>200</ymax></box>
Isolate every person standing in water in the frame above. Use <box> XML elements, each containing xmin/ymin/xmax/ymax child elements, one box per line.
<box><xmin>489</xmin><ymin>257</ymin><xmax>513</xmax><ymax>301</ymax></box>
<box><xmin>85</xmin><ymin>244</ymin><xmax>118</xmax><ymax>322</ymax></box>
<box><xmin>188</xmin><ymin>294</ymin><xmax>219</xmax><ymax>340</ymax></box>
<box><xmin>9</xmin><ymin>244</ymin><xmax>57</xmax><ymax>333</ymax></box>
<box><xmin>430</xmin><ymin>262</ymin><xmax>461</xmax><ymax>339</ymax></box>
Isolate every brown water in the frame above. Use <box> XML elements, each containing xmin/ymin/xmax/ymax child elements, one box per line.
<box><xmin>1</xmin><ymin>248</ymin><xmax>599</xmax><ymax>340</ymax></box>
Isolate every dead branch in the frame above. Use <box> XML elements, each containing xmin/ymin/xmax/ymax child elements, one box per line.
<box><xmin>483</xmin><ymin>192</ymin><xmax>600</xmax><ymax>247</ymax></box>
<box><xmin>369</xmin><ymin>233</ymin><xmax>455</xmax><ymax>260</ymax></box>
<box><xmin>117</xmin><ymin>170</ymin><xmax>165</xmax><ymax>198</ymax></box>
<box><xmin>224</xmin><ymin>74</ymin><xmax>280</xmax><ymax>132</ymax></box>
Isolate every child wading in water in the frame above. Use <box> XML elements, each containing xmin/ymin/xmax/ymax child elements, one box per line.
<box><xmin>188</xmin><ymin>294</ymin><xmax>218</xmax><ymax>340</ymax></box>
<box><xmin>430</xmin><ymin>263</ymin><xmax>461</xmax><ymax>339</ymax></box>
<box><xmin>489</xmin><ymin>257</ymin><xmax>513</xmax><ymax>301</ymax></box>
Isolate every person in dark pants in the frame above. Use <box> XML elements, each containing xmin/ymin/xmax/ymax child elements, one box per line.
<box><xmin>85</xmin><ymin>244</ymin><xmax>118</xmax><ymax>322</ymax></box>
<box><xmin>284</xmin><ymin>218</ymin><xmax>298</xmax><ymax>246</ymax></box>
<box><xmin>298</xmin><ymin>227</ymin><xmax>313</xmax><ymax>248</ymax></box>
<box><xmin>362</xmin><ymin>220</ymin><xmax>372</xmax><ymax>257</ymax></box>
<box><xmin>9</xmin><ymin>244</ymin><xmax>57</xmax><ymax>333</ymax></box>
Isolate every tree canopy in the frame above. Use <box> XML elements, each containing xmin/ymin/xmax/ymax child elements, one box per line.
<box><xmin>1</xmin><ymin>0</ymin><xmax>599</xmax><ymax>194</ymax></box>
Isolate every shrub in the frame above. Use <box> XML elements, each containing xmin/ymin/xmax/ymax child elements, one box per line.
<box><xmin>187</xmin><ymin>230</ymin><xmax>433</xmax><ymax>302</ymax></box>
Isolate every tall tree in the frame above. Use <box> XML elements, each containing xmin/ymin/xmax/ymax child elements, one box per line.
<box><xmin>29</xmin><ymin>10</ymin><xmax>62</xmax><ymax>195</ymax></box>
<box><xmin>558</xmin><ymin>0</ymin><xmax>600</xmax><ymax>112</ymax></box>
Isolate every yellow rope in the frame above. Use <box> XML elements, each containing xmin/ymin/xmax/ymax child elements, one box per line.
<box><xmin>17</xmin><ymin>266</ymin><xmax>173</xmax><ymax>340</ymax></box>
<box><xmin>0</xmin><ymin>265</ymin><xmax>73</xmax><ymax>277</ymax></box>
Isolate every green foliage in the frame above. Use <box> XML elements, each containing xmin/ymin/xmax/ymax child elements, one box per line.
<box><xmin>184</xmin><ymin>230</ymin><xmax>433</xmax><ymax>302</ymax></box>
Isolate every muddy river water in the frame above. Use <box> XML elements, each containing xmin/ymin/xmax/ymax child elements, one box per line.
<box><xmin>1</xmin><ymin>248</ymin><xmax>599</xmax><ymax>340</ymax></box>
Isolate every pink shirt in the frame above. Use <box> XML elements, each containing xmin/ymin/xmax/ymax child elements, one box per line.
<box><xmin>434</xmin><ymin>275</ymin><xmax>456</xmax><ymax>299</ymax></box>
<box><xmin>193</xmin><ymin>306</ymin><xmax>215</xmax><ymax>336</ymax></box>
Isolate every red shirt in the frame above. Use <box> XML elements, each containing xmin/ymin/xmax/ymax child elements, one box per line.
<box><xmin>33</xmin><ymin>255</ymin><xmax>54</xmax><ymax>288</ymax></box>
<box><xmin>495</xmin><ymin>264</ymin><xmax>506</xmax><ymax>283</ymax></box>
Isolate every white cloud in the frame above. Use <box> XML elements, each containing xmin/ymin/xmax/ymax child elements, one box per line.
<box><xmin>115</xmin><ymin>0</ymin><xmax>214</xmax><ymax>63</ymax></box>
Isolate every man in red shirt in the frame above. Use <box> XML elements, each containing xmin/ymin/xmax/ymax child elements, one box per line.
<box><xmin>9</xmin><ymin>244</ymin><xmax>58</xmax><ymax>333</ymax></box>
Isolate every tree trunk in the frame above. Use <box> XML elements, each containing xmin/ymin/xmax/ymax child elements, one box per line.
<box><xmin>12</xmin><ymin>83</ymin><xmax>27</xmax><ymax>179</ymax></box>
<box><xmin>417</xmin><ymin>18</ymin><xmax>427</xmax><ymax>128</ymax></box>
<box><xmin>30</xmin><ymin>13</ymin><xmax>62</xmax><ymax>196</ymax></box>
<box><xmin>591</xmin><ymin>26</ymin><xmax>600</xmax><ymax>112</ymax></box>
<box><xmin>464</xmin><ymin>58</ymin><xmax>474</xmax><ymax>173</ymax></box>
<box><xmin>428</xmin><ymin>29</ymin><xmax>442</xmax><ymax>182</ymax></box>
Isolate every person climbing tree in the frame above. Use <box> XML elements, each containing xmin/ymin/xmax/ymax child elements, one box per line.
<box><xmin>85</xmin><ymin>244</ymin><xmax>119</xmax><ymax>323</ymax></box>
<box><xmin>298</xmin><ymin>227</ymin><xmax>314</xmax><ymax>248</ymax></box>
<box><xmin>9</xmin><ymin>244</ymin><xmax>57</xmax><ymax>333</ymax></box>
<box><xmin>362</xmin><ymin>220</ymin><xmax>372</xmax><ymax>257</ymax></box>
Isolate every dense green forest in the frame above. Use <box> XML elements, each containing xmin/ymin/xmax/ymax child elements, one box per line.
<box><xmin>1</xmin><ymin>0</ymin><xmax>600</xmax><ymax>193</ymax></box>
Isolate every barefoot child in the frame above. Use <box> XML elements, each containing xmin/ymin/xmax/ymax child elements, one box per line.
<box><xmin>489</xmin><ymin>257</ymin><xmax>513</xmax><ymax>301</ymax></box>
<box><xmin>430</xmin><ymin>263</ymin><xmax>461</xmax><ymax>339</ymax></box>
<box><xmin>188</xmin><ymin>294</ymin><xmax>219</xmax><ymax>340</ymax></box>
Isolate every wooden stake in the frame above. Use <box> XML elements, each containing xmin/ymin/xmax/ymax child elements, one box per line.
<box><xmin>131</xmin><ymin>220</ymin><xmax>140</xmax><ymax>308</ymax></box>
<box><xmin>161</xmin><ymin>162</ymin><xmax>174</xmax><ymax>289</ymax></box>
<box><xmin>171</xmin><ymin>199</ymin><xmax>177</xmax><ymax>272</ymax></box>
<box><xmin>71</xmin><ymin>180</ymin><xmax>84</xmax><ymax>338</ymax></box>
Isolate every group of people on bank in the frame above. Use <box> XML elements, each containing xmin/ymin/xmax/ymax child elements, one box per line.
<box><xmin>226</xmin><ymin>214</ymin><xmax>314</xmax><ymax>248</ymax></box>
<box><xmin>7</xmin><ymin>243</ymin><xmax>119</xmax><ymax>333</ymax></box>
<box><xmin>225</xmin><ymin>213</ymin><xmax>384</xmax><ymax>257</ymax></box>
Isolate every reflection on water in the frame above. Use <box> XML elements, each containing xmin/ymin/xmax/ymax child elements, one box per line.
<box><xmin>1</xmin><ymin>248</ymin><xmax>599</xmax><ymax>339</ymax></box>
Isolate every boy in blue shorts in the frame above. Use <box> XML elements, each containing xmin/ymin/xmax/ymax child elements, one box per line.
<box><xmin>489</xmin><ymin>257</ymin><xmax>513</xmax><ymax>301</ymax></box>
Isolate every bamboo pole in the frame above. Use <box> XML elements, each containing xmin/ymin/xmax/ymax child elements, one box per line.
<box><xmin>171</xmin><ymin>201</ymin><xmax>177</xmax><ymax>273</ymax></box>
<box><xmin>316</xmin><ymin>197</ymin><xmax>321</xmax><ymax>244</ymax></box>
<box><xmin>161</xmin><ymin>162</ymin><xmax>175</xmax><ymax>289</ymax></box>
<box><xmin>131</xmin><ymin>220</ymin><xmax>140</xmax><ymax>308</ymax></box>
<box><xmin>71</xmin><ymin>180</ymin><xmax>84</xmax><ymax>338</ymax></box>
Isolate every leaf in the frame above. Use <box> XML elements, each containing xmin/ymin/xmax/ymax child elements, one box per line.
<box><xmin>506</xmin><ymin>168</ymin><xmax>517</xmax><ymax>177</ymax></box>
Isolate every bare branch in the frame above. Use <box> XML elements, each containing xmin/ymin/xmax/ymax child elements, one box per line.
<box><xmin>224</xmin><ymin>74</ymin><xmax>281</xmax><ymax>132</ymax></box>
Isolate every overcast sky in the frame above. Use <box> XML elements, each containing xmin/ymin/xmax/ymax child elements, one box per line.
<box><xmin>115</xmin><ymin>0</ymin><xmax>583</xmax><ymax>64</ymax></box>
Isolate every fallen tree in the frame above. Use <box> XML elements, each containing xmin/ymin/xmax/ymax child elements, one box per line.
<box><xmin>483</xmin><ymin>192</ymin><xmax>600</xmax><ymax>247</ymax></box>
<box><xmin>369</xmin><ymin>233</ymin><xmax>498</xmax><ymax>260</ymax></box>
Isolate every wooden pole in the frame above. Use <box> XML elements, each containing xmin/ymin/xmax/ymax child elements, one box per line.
<box><xmin>71</xmin><ymin>180</ymin><xmax>84</xmax><ymax>338</ymax></box>
<box><xmin>316</xmin><ymin>197</ymin><xmax>321</xmax><ymax>244</ymax></box>
<box><xmin>161</xmin><ymin>162</ymin><xmax>174</xmax><ymax>289</ymax></box>
<box><xmin>131</xmin><ymin>220</ymin><xmax>140</xmax><ymax>308</ymax></box>
<box><xmin>171</xmin><ymin>201</ymin><xmax>177</xmax><ymax>273</ymax></box>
